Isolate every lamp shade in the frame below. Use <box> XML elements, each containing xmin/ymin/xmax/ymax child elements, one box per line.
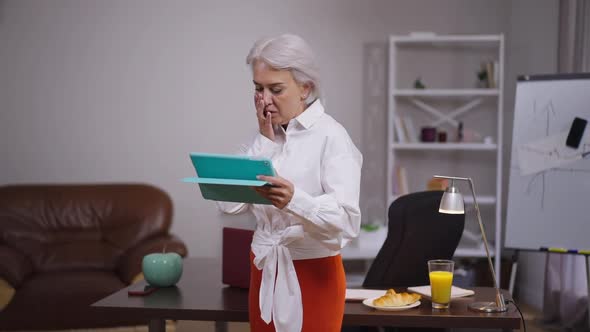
<box><xmin>439</xmin><ymin>186</ymin><xmax>465</xmax><ymax>214</ymax></box>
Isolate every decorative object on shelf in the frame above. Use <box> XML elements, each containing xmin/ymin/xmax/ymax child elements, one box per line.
<box><xmin>394</xmin><ymin>115</ymin><xmax>408</xmax><ymax>143</ymax></box>
<box><xmin>463</xmin><ymin>128</ymin><xmax>484</xmax><ymax>143</ymax></box>
<box><xmin>413</xmin><ymin>77</ymin><xmax>426</xmax><ymax>89</ymax></box>
<box><xmin>427</xmin><ymin>177</ymin><xmax>448</xmax><ymax>191</ymax></box>
<box><xmin>476</xmin><ymin>66</ymin><xmax>488</xmax><ymax>88</ymax></box>
<box><xmin>483</xmin><ymin>136</ymin><xmax>494</xmax><ymax>145</ymax></box>
<box><xmin>457</xmin><ymin>121</ymin><xmax>464</xmax><ymax>142</ymax></box>
<box><xmin>476</xmin><ymin>60</ymin><xmax>499</xmax><ymax>88</ymax></box>
<box><xmin>420</xmin><ymin>127</ymin><xmax>437</xmax><ymax>142</ymax></box>
<box><xmin>393</xmin><ymin>166</ymin><xmax>409</xmax><ymax>195</ymax></box>
<box><xmin>435</xmin><ymin>175</ymin><xmax>507</xmax><ymax>313</ymax></box>
<box><xmin>438</xmin><ymin>131</ymin><xmax>447</xmax><ymax>142</ymax></box>
<box><xmin>403</xmin><ymin>116</ymin><xmax>418</xmax><ymax>142</ymax></box>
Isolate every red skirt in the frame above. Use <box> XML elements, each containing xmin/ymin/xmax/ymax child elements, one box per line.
<box><xmin>249</xmin><ymin>251</ymin><xmax>346</xmax><ymax>332</ymax></box>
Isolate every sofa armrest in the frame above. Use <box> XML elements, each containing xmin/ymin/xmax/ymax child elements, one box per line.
<box><xmin>0</xmin><ymin>245</ymin><xmax>33</xmax><ymax>288</ymax></box>
<box><xmin>117</xmin><ymin>234</ymin><xmax>188</xmax><ymax>284</ymax></box>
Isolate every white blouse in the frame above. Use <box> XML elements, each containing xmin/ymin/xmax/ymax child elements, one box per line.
<box><xmin>217</xmin><ymin>100</ymin><xmax>362</xmax><ymax>332</ymax></box>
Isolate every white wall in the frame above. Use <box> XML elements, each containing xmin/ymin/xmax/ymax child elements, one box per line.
<box><xmin>0</xmin><ymin>0</ymin><xmax>516</xmax><ymax>258</ymax></box>
<box><xmin>0</xmin><ymin>1</ymin><xmax>559</xmax><ymax>304</ymax></box>
<box><xmin>0</xmin><ymin>0</ymin><xmax>560</xmax><ymax>310</ymax></box>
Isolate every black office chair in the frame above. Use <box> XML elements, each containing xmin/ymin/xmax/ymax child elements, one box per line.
<box><xmin>343</xmin><ymin>191</ymin><xmax>465</xmax><ymax>332</ymax></box>
<box><xmin>363</xmin><ymin>190</ymin><xmax>465</xmax><ymax>289</ymax></box>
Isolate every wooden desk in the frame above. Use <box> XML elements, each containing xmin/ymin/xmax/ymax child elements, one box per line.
<box><xmin>93</xmin><ymin>258</ymin><xmax>521</xmax><ymax>331</ymax></box>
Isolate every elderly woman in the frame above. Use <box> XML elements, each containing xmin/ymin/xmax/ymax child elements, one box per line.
<box><xmin>217</xmin><ymin>34</ymin><xmax>362</xmax><ymax>332</ymax></box>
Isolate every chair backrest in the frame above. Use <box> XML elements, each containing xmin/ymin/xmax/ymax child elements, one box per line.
<box><xmin>363</xmin><ymin>191</ymin><xmax>465</xmax><ymax>288</ymax></box>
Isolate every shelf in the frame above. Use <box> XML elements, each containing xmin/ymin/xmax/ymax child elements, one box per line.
<box><xmin>389</xmin><ymin>194</ymin><xmax>496</xmax><ymax>206</ymax></box>
<box><xmin>454</xmin><ymin>245</ymin><xmax>496</xmax><ymax>258</ymax></box>
<box><xmin>387</xmin><ymin>33</ymin><xmax>504</xmax><ymax>279</ymax></box>
<box><xmin>392</xmin><ymin>143</ymin><xmax>497</xmax><ymax>151</ymax></box>
<box><xmin>391</xmin><ymin>34</ymin><xmax>502</xmax><ymax>44</ymax></box>
<box><xmin>341</xmin><ymin>227</ymin><xmax>388</xmax><ymax>260</ymax></box>
<box><xmin>464</xmin><ymin>195</ymin><xmax>496</xmax><ymax>205</ymax></box>
<box><xmin>393</xmin><ymin>89</ymin><xmax>499</xmax><ymax>97</ymax></box>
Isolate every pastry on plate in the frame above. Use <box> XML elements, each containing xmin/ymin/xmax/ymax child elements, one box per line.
<box><xmin>373</xmin><ymin>289</ymin><xmax>421</xmax><ymax>307</ymax></box>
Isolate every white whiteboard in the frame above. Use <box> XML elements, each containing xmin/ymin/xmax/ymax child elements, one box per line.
<box><xmin>505</xmin><ymin>73</ymin><xmax>590</xmax><ymax>251</ymax></box>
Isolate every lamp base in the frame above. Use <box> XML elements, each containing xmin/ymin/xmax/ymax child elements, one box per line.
<box><xmin>468</xmin><ymin>301</ymin><xmax>508</xmax><ymax>313</ymax></box>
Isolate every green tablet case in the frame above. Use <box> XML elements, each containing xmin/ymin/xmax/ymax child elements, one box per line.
<box><xmin>183</xmin><ymin>152</ymin><xmax>275</xmax><ymax>204</ymax></box>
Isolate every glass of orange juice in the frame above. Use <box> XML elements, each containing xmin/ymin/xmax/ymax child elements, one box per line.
<box><xmin>427</xmin><ymin>259</ymin><xmax>454</xmax><ymax>309</ymax></box>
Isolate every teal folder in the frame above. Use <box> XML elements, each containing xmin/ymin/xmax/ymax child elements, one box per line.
<box><xmin>183</xmin><ymin>152</ymin><xmax>275</xmax><ymax>205</ymax></box>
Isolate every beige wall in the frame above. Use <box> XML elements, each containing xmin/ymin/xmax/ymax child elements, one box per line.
<box><xmin>0</xmin><ymin>0</ymin><xmax>558</xmax><ymax>309</ymax></box>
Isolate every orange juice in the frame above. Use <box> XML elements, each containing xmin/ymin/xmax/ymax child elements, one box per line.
<box><xmin>429</xmin><ymin>271</ymin><xmax>453</xmax><ymax>304</ymax></box>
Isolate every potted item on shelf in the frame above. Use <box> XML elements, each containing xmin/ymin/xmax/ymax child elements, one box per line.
<box><xmin>463</xmin><ymin>128</ymin><xmax>484</xmax><ymax>142</ymax></box>
<box><xmin>413</xmin><ymin>77</ymin><xmax>426</xmax><ymax>89</ymax></box>
<box><xmin>456</xmin><ymin>122</ymin><xmax>485</xmax><ymax>143</ymax></box>
<box><xmin>476</xmin><ymin>60</ymin><xmax>498</xmax><ymax>88</ymax></box>
<box><xmin>476</xmin><ymin>67</ymin><xmax>488</xmax><ymax>88</ymax></box>
<box><xmin>420</xmin><ymin>127</ymin><xmax>437</xmax><ymax>142</ymax></box>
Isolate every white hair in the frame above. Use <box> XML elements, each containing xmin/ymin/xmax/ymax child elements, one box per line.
<box><xmin>246</xmin><ymin>34</ymin><xmax>321</xmax><ymax>104</ymax></box>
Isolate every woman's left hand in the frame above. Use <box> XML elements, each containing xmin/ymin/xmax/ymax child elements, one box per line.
<box><xmin>254</xmin><ymin>174</ymin><xmax>294</xmax><ymax>210</ymax></box>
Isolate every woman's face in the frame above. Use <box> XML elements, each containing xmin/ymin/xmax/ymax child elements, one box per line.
<box><xmin>252</xmin><ymin>61</ymin><xmax>310</xmax><ymax>126</ymax></box>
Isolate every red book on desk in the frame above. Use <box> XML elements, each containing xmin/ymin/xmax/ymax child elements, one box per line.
<box><xmin>222</xmin><ymin>227</ymin><xmax>254</xmax><ymax>288</ymax></box>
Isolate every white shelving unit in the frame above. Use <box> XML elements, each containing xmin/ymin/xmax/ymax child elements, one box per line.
<box><xmin>387</xmin><ymin>34</ymin><xmax>505</xmax><ymax>282</ymax></box>
<box><xmin>393</xmin><ymin>142</ymin><xmax>498</xmax><ymax>150</ymax></box>
<box><xmin>393</xmin><ymin>89</ymin><xmax>500</xmax><ymax>97</ymax></box>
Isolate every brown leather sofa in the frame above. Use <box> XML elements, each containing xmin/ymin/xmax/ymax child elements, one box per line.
<box><xmin>0</xmin><ymin>184</ymin><xmax>188</xmax><ymax>330</ymax></box>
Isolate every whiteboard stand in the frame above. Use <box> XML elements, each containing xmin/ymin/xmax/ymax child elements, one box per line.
<box><xmin>510</xmin><ymin>250</ymin><xmax>590</xmax><ymax>329</ymax></box>
<box><xmin>505</xmin><ymin>73</ymin><xmax>590</xmax><ymax>324</ymax></box>
<box><xmin>586</xmin><ymin>255</ymin><xmax>590</xmax><ymax>330</ymax></box>
<box><xmin>508</xmin><ymin>250</ymin><xmax>519</xmax><ymax>296</ymax></box>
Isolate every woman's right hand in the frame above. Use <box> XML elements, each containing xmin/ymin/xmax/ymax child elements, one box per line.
<box><xmin>255</xmin><ymin>93</ymin><xmax>275</xmax><ymax>141</ymax></box>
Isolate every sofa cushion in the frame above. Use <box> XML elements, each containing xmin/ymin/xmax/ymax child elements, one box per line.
<box><xmin>0</xmin><ymin>245</ymin><xmax>33</xmax><ymax>287</ymax></box>
<box><xmin>0</xmin><ymin>184</ymin><xmax>172</xmax><ymax>272</ymax></box>
<box><xmin>0</xmin><ymin>183</ymin><xmax>185</xmax><ymax>330</ymax></box>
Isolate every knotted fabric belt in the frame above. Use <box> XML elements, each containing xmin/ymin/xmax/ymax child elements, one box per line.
<box><xmin>251</xmin><ymin>225</ymin><xmax>304</xmax><ymax>332</ymax></box>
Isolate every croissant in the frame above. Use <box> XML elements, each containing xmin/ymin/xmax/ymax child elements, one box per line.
<box><xmin>373</xmin><ymin>289</ymin><xmax>421</xmax><ymax>307</ymax></box>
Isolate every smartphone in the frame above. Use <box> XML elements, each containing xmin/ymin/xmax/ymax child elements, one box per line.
<box><xmin>566</xmin><ymin>117</ymin><xmax>588</xmax><ymax>149</ymax></box>
<box><xmin>127</xmin><ymin>284</ymin><xmax>158</xmax><ymax>296</ymax></box>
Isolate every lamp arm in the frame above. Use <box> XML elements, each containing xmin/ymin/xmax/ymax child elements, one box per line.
<box><xmin>467</xmin><ymin>178</ymin><xmax>506</xmax><ymax>310</ymax></box>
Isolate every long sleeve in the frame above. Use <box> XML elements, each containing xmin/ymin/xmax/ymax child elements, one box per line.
<box><xmin>285</xmin><ymin>145</ymin><xmax>363</xmax><ymax>251</ymax></box>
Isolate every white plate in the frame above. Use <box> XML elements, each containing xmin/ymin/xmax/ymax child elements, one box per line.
<box><xmin>346</xmin><ymin>289</ymin><xmax>388</xmax><ymax>301</ymax></box>
<box><xmin>407</xmin><ymin>285</ymin><xmax>474</xmax><ymax>298</ymax></box>
<box><xmin>362</xmin><ymin>297</ymin><xmax>421</xmax><ymax>311</ymax></box>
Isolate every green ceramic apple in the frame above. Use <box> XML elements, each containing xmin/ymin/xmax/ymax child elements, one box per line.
<box><xmin>142</xmin><ymin>251</ymin><xmax>183</xmax><ymax>287</ymax></box>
